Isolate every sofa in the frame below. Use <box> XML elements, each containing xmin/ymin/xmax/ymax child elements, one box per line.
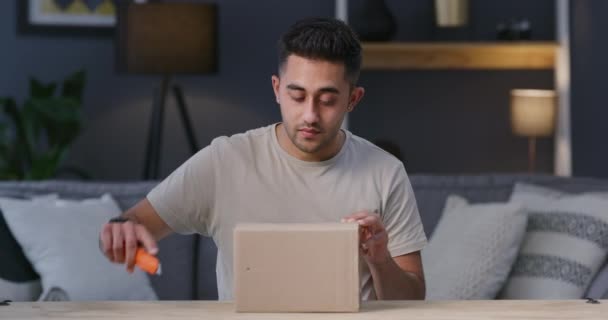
<box><xmin>1</xmin><ymin>174</ymin><xmax>607</xmax><ymax>301</ymax></box>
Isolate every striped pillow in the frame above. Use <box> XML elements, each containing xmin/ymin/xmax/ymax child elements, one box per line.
<box><xmin>499</xmin><ymin>183</ymin><xmax>608</xmax><ymax>299</ymax></box>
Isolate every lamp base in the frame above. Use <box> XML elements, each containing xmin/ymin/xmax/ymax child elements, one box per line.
<box><xmin>528</xmin><ymin>137</ymin><xmax>536</xmax><ymax>173</ymax></box>
<box><xmin>143</xmin><ymin>75</ymin><xmax>199</xmax><ymax>180</ymax></box>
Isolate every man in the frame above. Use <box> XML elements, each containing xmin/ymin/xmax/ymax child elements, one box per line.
<box><xmin>100</xmin><ymin>17</ymin><xmax>427</xmax><ymax>300</ymax></box>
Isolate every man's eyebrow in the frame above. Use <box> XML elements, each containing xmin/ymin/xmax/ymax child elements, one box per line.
<box><xmin>286</xmin><ymin>84</ymin><xmax>305</xmax><ymax>91</ymax></box>
<box><xmin>286</xmin><ymin>84</ymin><xmax>340</xmax><ymax>94</ymax></box>
<box><xmin>318</xmin><ymin>87</ymin><xmax>340</xmax><ymax>94</ymax></box>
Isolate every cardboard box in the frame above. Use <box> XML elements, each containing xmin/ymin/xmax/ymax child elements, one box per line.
<box><xmin>234</xmin><ymin>223</ymin><xmax>360</xmax><ymax>313</ymax></box>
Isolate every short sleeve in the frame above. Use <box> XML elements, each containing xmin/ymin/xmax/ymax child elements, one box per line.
<box><xmin>382</xmin><ymin>164</ymin><xmax>427</xmax><ymax>257</ymax></box>
<box><xmin>146</xmin><ymin>145</ymin><xmax>216</xmax><ymax>236</ymax></box>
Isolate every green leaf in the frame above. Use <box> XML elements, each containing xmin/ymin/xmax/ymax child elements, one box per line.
<box><xmin>26</xmin><ymin>147</ymin><xmax>66</xmax><ymax>180</ymax></box>
<box><xmin>0</xmin><ymin>97</ymin><xmax>12</xmax><ymax>108</ymax></box>
<box><xmin>26</xmin><ymin>97</ymin><xmax>82</xmax><ymax>147</ymax></box>
<box><xmin>0</xmin><ymin>123</ymin><xmax>10</xmax><ymax>160</ymax></box>
<box><xmin>30</xmin><ymin>78</ymin><xmax>56</xmax><ymax>99</ymax></box>
<box><xmin>0</xmin><ymin>168</ymin><xmax>19</xmax><ymax>180</ymax></box>
<box><xmin>0</xmin><ymin>69</ymin><xmax>86</xmax><ymax>181</ymax></box>
<box><xmin>1</xmin><ymin>98</ymin><xmax>34</xmax><ymax>167</ymax></box>
<box><xmin>61</xmin><ymin>70</ymin><xmax>86</xmax><ymax>103</ymax></box>
<box><xmin>0</xmin><ymin>97</ymin><xmax>18</xmax><ymax>118</ymax></box>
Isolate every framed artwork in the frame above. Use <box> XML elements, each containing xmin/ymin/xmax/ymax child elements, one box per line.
<box><xmin>17</xmin><ymin>0</ymin><xmax>118</xmax><ymax>36</ymax></box>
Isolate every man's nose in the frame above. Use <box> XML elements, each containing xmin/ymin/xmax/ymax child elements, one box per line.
<box><xmin>302</xmin><ymin>100</ymin><xmax>320</xmax><ymax>125</ymax></box>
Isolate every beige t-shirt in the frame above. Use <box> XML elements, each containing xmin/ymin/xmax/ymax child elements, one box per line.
<box><xmin>147</xmin><ymin>124</ymin><xmax>427</xmax><ymax>301</ymax></box>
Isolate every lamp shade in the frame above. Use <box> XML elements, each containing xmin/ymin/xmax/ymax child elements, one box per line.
<box><xmin>510</xmin><ymin>89</ymin><xmax>556</xmax><ymax>137</ymax></box>
<box><xmin>116</xmin><ymin>2</ymin><xmax>217</xmax><ymax>74</ymax></box>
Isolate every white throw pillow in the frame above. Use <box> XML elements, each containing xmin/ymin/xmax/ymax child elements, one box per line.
<box><xmin>499</xmin><ymin>183</ymin><xmax>608</xmax><ymax>299</ymax></box>
<box><xmin>0</xmin><ymin>194</ymin><xmax>158</xmax><ymax>301</ymax></box>
<box><xmin>422</xmin><ymin>195</ymin><xmax>528</xmax><ymax>300</ymax></box>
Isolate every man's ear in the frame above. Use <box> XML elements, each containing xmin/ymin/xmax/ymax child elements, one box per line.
<box><xmin>271</xmin><ymin>75</ymin><xmax>280</xmax><ymax>104</ymax></box>
<box><xmin>347</xmin><ymin>86</ymin><xmax>365</xmax><ymax>112</ymax></box>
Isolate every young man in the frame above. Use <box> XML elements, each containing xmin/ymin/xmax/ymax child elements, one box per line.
<box><xmin>100</xmin><ymin>17</ymin><xmax>427</xmax><ymax>300</ymax></box>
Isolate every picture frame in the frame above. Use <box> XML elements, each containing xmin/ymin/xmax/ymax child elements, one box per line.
<box><xmin>17</xmin><ymin>0</ymin><xmax>118</xmax><ymax>36</ymax></box>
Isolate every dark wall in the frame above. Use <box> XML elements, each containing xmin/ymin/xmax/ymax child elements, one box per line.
<box><xmin>1</xmin><ymin>0</ymin><xmax>558</xmax><ymax>180</ymax></box>
<box><xmin>350</xmin><ymin>0</ymin><xmax>555</xmax><ymax>42</ymax></box>
<box><xmin>571</xmin><ymin>0</ymin><xmax>608</xmax><ymax>178</ymax></box>
<box><xmin>349</xmin><ymin>0</ymin><xmax>556</xmax><ymax>174</ymax></box>
<box><xmin>0</xmin><ymin>0</ymin><xmax>334</xmax><ymax>181</ymax></box>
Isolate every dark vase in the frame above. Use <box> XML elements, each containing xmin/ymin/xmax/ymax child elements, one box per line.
<box><xmin>496</xmin><ymin>18</ymin><xmax>532</xmax><ymax>41</ymax></box>
<box><xmin>350</xmin><ymin>0</ymin><xmax>397</xmax><ymax>42</ymax></box>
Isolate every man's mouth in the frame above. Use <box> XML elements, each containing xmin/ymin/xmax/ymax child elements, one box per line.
<box><xmin>299</xmin><ymin>127</ymin><xmax>321</xmax><ymax>138</ymax></box>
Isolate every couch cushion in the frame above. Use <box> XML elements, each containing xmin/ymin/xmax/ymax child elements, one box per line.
<box><xmin>0</xmin><ymin>194</ymin><xmax>157</xmax><ymax>301</ymax></box>
<box><xmin>409</xmin><ymin>174</ymin><xmax>608</xmax><ymax>237</ymax></box>
<box><xmin>196</xmin><ymin>236</ymin><xmax>218</xmax><ymax>300</ymax></box>
<box><xmin>0</xmin><ymin>181</ymin><xmax>197</xmax><ymax>300</ymax></box>
<box><xmin>0</xmin><ymin>180</ymin><xmax>159</xmax><ymax>210</ymax></box>
<box><xmin>151</xmin><ymin>233</ymin><xmax>197</xmax><ymax>300</ymax></box>
<box><xmin>499</xmin><ymin>183</ymin><xmax>608</xmax><ymax>299</ymax></box>
<box><xmin>423</xmin><ymin>195</ymin><xmax>528</xmax><ymax>299</ymax></box>
<box><xmin>410</xmin><ymin>174</ymin><xmax>608</xmax><ymax>299</ymax></box>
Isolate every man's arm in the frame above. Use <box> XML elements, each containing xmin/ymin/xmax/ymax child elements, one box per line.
<box><xmin>343</xmin><ymin>211</ymin><xmax>425</xmax><ymax>300</ymax></box>
<box><xmin>367</xmin><ymin>251</ymin><xmax>425</xmax><ymax>300</ymax></box>
<box><xmin>100</xmin><ymin>198</ymin><xmax>173</xmax><ymax>273</ymax></box>
<box><xmin>121</xmin><ymin>198</ymin><xmax>173</xmax><ymax>241</ymax></box>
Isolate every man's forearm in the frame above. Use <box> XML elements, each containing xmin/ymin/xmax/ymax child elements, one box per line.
<box><xmin>368</xmin><ymin>257</ymin><xmax>425</xmax><ymax>300</ymax></box>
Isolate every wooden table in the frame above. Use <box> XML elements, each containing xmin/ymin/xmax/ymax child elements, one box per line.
<box><xmin>1</xmin><ymin>300</ymin><xmax>605</xmax><ymax>319</ymax></box>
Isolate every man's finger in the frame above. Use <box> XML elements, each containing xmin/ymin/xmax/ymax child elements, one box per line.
<box><xmin>357</xmin><ymin>215</ymin><xmax>385</xmax><ymax>235</ymax></box>
<box><xmin>112</xmin><ymin>223</ymin><xmax>125</xmax><ymax>263</ymax></box>
<box><xmin>361</xmin><ymin>230</ymin><xmax>388</xmax><ymax>257</ymax></box>
<box><xmin>101</xmin><ymin>224</ymin><xmax>114</xmax><ymax>261</ymax></box>
<box><xmin>123</xmin><ymin>222</ymin><xmax>138</xmax><ymax>273</ymax></box>
<box><xmin>342</xmin><ymin>210</ymin><xmax>377</xmax><ymax>222</ymax></box>
<box><xmin>135</xmin><ymin>225</ymin><xmax>158</xmax><ymax>255</ymax></box>
<box><xmin>356</xmin><ymin>214</ymin><xmax>379</xmax><ymax>226</ymax></box>
<box><xmin>364</xmin><ymin>229</ymin><xmax>387</xmax><ymax>244</ymax></box>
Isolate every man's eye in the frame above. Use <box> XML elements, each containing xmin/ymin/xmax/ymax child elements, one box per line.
<box><xmin>291</xmin><ymin>96</ymin><xmax>305</xmax><ymax>102</ymax></box>
<box><xmin>320</xmin><ymin>100</ymin><xmax>336</xmax><ymax>106</ymax></box>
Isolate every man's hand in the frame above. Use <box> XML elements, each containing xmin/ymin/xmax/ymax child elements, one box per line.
<box><xmin>99</xmin><ymin>219</ymin><xmax>158</xmax><ymax>273</ymax></box>
<box><xmin>342</xmin><ymin>211</ymin><xmax>390</xmax><ymax>265</ymax></box>
<box><xmin>342</xmin><ymin>210</ymin><xmax>426</xmax><ymax>300</ymax></box>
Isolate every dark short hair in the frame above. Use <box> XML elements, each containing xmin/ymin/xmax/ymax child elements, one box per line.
<box><xmin>277</xmin><ymin>17</ymin><xmax>362</xmax><ymax>85</ymax></box>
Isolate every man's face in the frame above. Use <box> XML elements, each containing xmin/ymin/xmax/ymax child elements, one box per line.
<box><xmin>272</xmin><ymin>55</ymin><xmax>364</xmax><ymax>160</ymax></box>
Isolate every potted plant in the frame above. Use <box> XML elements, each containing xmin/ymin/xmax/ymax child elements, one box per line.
<box><xmin>0</xmin><ymin>70</ymin><xmax>89</xmax><ymax>180</ymax></box>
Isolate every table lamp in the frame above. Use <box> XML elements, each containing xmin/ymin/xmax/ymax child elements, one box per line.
<box><xmin>116</xmin><ymin>1</ymin><xmax>217</xmax><ymax>179</ymax></box>
<box><xmin>510</xmin><ymin>89</ymin><xmax>556</xmax><ymax>173</ymax></box>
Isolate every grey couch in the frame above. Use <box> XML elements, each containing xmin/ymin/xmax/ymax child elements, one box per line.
<box><xmin>1</xmin><ymin>174</ymin><xmax>607</xmax><ymax>300</ymax></box>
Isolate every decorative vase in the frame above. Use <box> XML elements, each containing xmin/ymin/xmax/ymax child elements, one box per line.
<box><xmin>435</xmin><ymin>0</ymin><xmax>469</xmax><ymax>27</ymax></box>
<box><xmin>350</xmin><ymin>0</ymin><xmax>397</xmax><ymax>42</ymax></box>
<box><xmin>497</xmin><ymin>19</ymin><xmax>532</xmax><ymax>41</ymax></box>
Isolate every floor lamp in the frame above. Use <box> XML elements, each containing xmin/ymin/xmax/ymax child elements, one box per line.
<box><xmin>510</xmin><ymin>89</ymin><xmax>556</xmax><ymax>173</ymax></box>
<box><xmin>116</xmin><ymin>2</ymin><xmax>217</xmax><ymax>180</ymax></box>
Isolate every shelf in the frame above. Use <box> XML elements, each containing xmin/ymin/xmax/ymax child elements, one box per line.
<box><xmin>361</xmin><ymin>42</ymin><xmax>558</xmax><ymax>70</ymax></box>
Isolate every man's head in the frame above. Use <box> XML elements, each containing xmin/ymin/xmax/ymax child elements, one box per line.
<box><xmin>277</xmin><ymin>17</ymin><xmax>362</xmax><ymax>85</ymax></box>
<box><xmin>272</xmin><ymin>18</ymin><xmax>365</xmax><ymax>161</ymax></box>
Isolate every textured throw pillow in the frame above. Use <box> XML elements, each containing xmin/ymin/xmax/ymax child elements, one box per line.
<box><xmin>499</xmin><ymin>183</ymin><xmax>608</xmax><ymax>299</ymax></box>
<box><xmin>422</xmin><ymin>195</ymin><xmax>528</xmax><ymax>300</ymax></box>
<box><xmin>0</xmin><ymin>194</ymin><xmax>158</xmax><ymax>301</ymax></box>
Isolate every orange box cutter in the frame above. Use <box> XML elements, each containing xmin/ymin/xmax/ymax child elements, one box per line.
<box><xmin>135</xmin><ymin>248</ymin><xmax>161</xmax><ymax>275</ymax></box>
